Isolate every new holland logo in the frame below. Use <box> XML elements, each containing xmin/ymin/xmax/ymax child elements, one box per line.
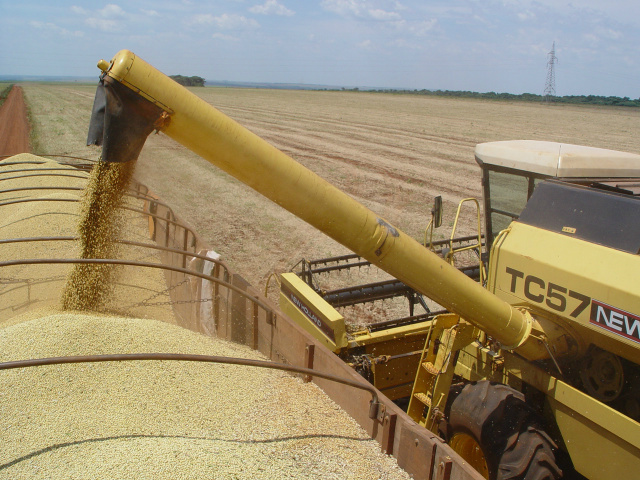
<box><xmin>281</xmin><ymin>283</ymin><xmax>336</xmax><ymax>342</ymax></box>
<box><xmin>590</xmin><ymin>300</ymin><xmax>640</xmax><ymax>344</ymax></box>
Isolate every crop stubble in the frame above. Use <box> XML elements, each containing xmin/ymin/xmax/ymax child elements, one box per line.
<box><xmin>21</xmin><ymin>84</ymin><xmax>640</xmax><ymax>302</ymax></box>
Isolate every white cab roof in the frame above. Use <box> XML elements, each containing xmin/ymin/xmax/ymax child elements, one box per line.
<box><xmin>475</xmin><ymin>140</ymin><xmax>640</xmax><ymax>178</ymax></box>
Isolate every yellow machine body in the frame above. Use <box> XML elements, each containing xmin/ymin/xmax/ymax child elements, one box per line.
<box><xmin>407</xmin><ymin>176</ymin><xmax>640</xmax><ymax>479</ymax></box>
<box><xmin>279</xmin><ymin>272</ymin><xmax>430</xmax><ymax>400</ymax></box>
<box><xmin>490</xmin><ymin>222</ymin><xmax>640</xmax><ymax>363</ymax></box>
<box><xmin>279</xmin><ymin>272</ymin><xmax>348</xmax><ymax>352</ymax></box>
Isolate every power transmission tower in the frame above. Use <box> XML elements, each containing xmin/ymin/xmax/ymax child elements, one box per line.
<box><xmin>544</xmin><ymin>42</ymin><xmax>558</xmax><ymax>103</ymax></box>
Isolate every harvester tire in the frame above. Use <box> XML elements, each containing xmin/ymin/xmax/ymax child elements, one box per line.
<box><xmin>443</xmin><ymin>381</ymin><xmax>562</xmax><ymax>480</ymax></box>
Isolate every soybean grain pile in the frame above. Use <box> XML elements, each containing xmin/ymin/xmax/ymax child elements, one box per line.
<box><xmin>0</xmin><ymin>311</ymin><xmax>410</xmax><ymax>480</ymax></box>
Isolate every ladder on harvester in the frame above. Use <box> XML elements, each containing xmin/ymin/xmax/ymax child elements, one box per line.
<box><xmin>410</xmin><ymin>198</ymin><xmax>486</xmax><ymax>430</ymax></box>
<box><xmin>407</xmin><ymin>314</ymin><xmax>477</xmax><ymax>431</ymax></box>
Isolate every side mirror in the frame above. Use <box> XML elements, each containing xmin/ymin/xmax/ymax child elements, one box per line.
<box><xmin>423</xmin><ymin>195</ymin><xmax>443</xmax><ymax>249</ymax></box>
<box><xmin>432</xmin><ymin>196</ymin><xmax>443</xmax><ymax>229</ymax></box>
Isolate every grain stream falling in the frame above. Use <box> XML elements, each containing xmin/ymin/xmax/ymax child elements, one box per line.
<box><xmin>61</xmin><ymin>160</ymin><xmax>136</xmax><ymax>311</ymax></box>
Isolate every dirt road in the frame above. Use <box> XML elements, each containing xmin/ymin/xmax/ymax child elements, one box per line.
<box><xmin>0</xmin><ymin>86</ymin><xmax>30</xmax><ymax>157</ymax></box>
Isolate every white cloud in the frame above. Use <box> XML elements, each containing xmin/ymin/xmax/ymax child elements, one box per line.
<box><xmin>78</xmin><ymin>4</ymin><xmax>126</xmax><ymax>32</ymax></box>
<box><xmin>214</xmin><ymin>13</ymin><xmax>259</xmax><ymax>29</ymax></box>
<box><xmin>192</xmin><ymin>14</ymin><xmax>215</xmax><ymax>25</ymax></box>
<box><xmin>212</xmin><ymin>32</ymin><xmax>240</xmax><ymax>41</ymax></box>
<box><xmin>391</xmin><ymin>37</ymin><xmax>421</xmax><ymax>49</ymax></box>
<box><xmin>393</xmin><ymin>18</ymin><xmax>437</xmax><ymax>36</ymax></box>
<box><xmin>393</xmin><ymin>1</ymin><xmax>407</xmax><ymax>11</ymax></box>
<box><xmin>322</xmin><ymin>0</ymin><xmax>404</xmax><ymax>22</ymax></box>
<box><xmin>29</xmin><ymin>20</ymin><xmax>84</xmax><ymax>37</ymax></box>
<box><xmin>369</xmin><ymin>9</ymin><xmax>400</xmax><ymax>21</ymax></box>
<box><xmin>71</xmin><ymin>6</ymin><xmax>87</xmax><ymax>15</ymax></box>
<box><xmin>141</xmin><ymin>9</ymin><xmax>160</xmax><ymax>17</ymax></box>
<box><xmin>250</xmin><ymin>0</ymin><xmax>294</xmax><ymax>16</ymax></box>
<box><xmin>191</xmin><ymin>13</ymin><xmax>259</xmax><ymax>29</ymax></box>
<box><xmin>99</xmin><ymin>4</ymin><xmax>125</xmax><ymax>18</ymax></box>
<box><xmin>358</xmin><ymin>39</ymin><xmax>372</xmax><ymax>48</ymax></box>
<box><xmin>598</xmin><ymin>27</ymin><xmax>622</xmax><ymax>40</ymax></box>
<box><xmin>413</xmin><ymin>18</ymin><xmax>437</xmax><ymax>36</ymax></box>
<box><xmin>582</xmin><ymin>26</ymin><xmax>624</xmax><ymax>48</ymax></box>
<box><xmin>581</xmin><ymin>33</ymin><xmax>599</xmax><ymax>46</ymax></box>
<box><xmin>621</xmin><ymin>55</ymin><xmax>636</xmax><ymax>67</ymax></box>
<box><xmin>517</xmin><ymin>10</ymin><xmax>535</xmax><ymax>21</ymax></box>
<box><xmin>321</xmin><ymin>0</ymin><xmax>363</xmax><ymax>16</ymax></box>
<box><xmin>85</xmin><ymin>17</ymin><xmax>118</xmax><ymax>31</ymax></box>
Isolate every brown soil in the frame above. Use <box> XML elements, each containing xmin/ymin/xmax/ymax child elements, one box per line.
<box><xmin>0</xmin><ymin>86</ymin><xmax>30</xmax><ymax>157</ymax></box>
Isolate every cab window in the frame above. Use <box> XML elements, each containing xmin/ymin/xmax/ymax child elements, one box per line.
<box><xmin>483</xmin><ymin>168</ymin><xmax>543</xmax><ymax>247</ymax></box>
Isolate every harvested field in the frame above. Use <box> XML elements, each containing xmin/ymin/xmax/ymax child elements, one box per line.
<box><xmin>20</xmin><ymin>84</ymin><xmax>640</xmax><ymax>307</ymax></box>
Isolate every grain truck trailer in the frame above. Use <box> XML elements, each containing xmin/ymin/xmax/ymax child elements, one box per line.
<box><xmin>88</xmin><ymin>50</ymin><xmax>640</xmax><ymax>480</ymax></box>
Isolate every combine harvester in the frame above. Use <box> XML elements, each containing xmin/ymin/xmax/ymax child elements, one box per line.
<box><xmin>89</xmin><ymin>50</ymin><xmax>640</xmax><ymax>479</ymax></box>
<box><xmin>3</xmin><ymin>50</ymin><xmax>640</xmax><ymax>479</ymax></box>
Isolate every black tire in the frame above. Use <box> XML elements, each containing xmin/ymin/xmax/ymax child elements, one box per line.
<box><xmin>442</xmin><ymin>381</ymin><xmax>562</xmax><ymax>480</ymax></box>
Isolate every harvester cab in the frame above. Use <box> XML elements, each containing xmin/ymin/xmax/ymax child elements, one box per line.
<box><xmin>472</xmin><ymin>141</ymin><xmax>640</xmax><ymax>374</ymax></box>
<box><xmin>474</xmin><ymin>140</ymin><xmax>640</xmax><ymax>249</ymax></box>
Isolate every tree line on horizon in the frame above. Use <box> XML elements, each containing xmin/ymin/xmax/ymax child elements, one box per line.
<box><xmin>165</xmin><ymin>76</ymin><xmax>637</xmax><ymax>107</ymax></box>
<box><xmin>170</xmin><ymin>75</ymin><xmax>205</xmax><ymax>87</ymax></box>
<box><xmin>338</xmin><ymin>87</ymin><xmax>640</xmax><ymax>107</ymax></box>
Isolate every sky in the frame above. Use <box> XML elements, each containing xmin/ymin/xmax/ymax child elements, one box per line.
<box><xmin>2</xmin><ymin>0</ymin><xmax>639</xmax><ymax>97</ymax></box>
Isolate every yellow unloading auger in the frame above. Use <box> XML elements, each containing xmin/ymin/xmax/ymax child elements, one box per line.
<box><xmin>88</xmin><ymin>49</ymin><xmax>568</xmax><ymax>362</ymax></box>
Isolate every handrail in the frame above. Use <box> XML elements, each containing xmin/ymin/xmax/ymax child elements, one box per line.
<box><xmin>0</xmin><ymin>236</ymin><xmax>229</xmax><ymax>278</ymax></box>
<box><xmin>0</xmin><ymin>258</ymin><xmax>270</xmax><ymax>320</ymax></box>
<box><xmin>0</xmin><ymin>353</ymin><xmax>380</xmax><ymax>419</ymax></box>
<box><xmin>0</xmin><ymin>197</ymin><xmax>196</xmax><ymax>250</ymax></box>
